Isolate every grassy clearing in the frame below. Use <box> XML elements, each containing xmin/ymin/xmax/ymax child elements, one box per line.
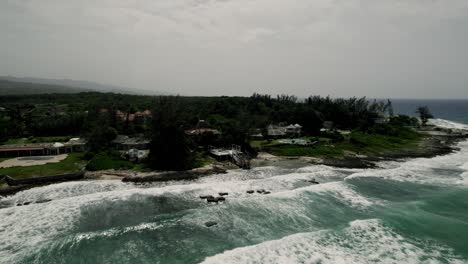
<box><xmin>0</xmin><ymin>153</ymin><xmax>87</xmax><ymax>184</ymax></box>
<box><xmin>85</xmin><ymin>152</ymin><xmax>135</xmax><ymax>171</ymax></box>
<box><xmin>252</xmin><ymin>129</ymin><xmax>423</xmax><ymax>159</ymax></box>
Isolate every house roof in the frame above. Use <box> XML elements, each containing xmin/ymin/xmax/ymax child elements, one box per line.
<box><xmin>0</xmin><ymin>146</ymin><xmax>45</xmax><ymax>152</ymax></box>
<box><xmin>185</xmin><ymin>128</ymin><xmax>221</xmax><ymax>135</ymax></box>
<box><xmin>112</xmin><ymin>135</ymin><xmax>150</xmax><ymax>145</ymax></box>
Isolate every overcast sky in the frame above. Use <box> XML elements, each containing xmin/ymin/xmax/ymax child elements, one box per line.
<box><xmin>1</xmin><ymin>0</ymin><xmax>468</xmax><ymax>98</ymax></box>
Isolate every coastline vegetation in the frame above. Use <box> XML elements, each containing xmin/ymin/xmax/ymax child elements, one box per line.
<box><xmin>0</xmin><ymin>91</ymin><xmax>426</xmax><ymax>175</ymax></box>
<box><xmin>253</xmin><ymin>128</ymin><xmax>422</xmax><ymax>158</ymax></box>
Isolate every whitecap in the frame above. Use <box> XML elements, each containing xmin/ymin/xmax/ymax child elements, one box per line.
<box><xmin>201</xmin><ymin>219</ymin><xmax>463</xmax><ymax>264</ymax></box>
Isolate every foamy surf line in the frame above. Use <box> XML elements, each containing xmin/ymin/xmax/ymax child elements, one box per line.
<box><xmin>201</xmin><ymin>219</ymin><xmax>463</xmax><ymax>264</ymax></box>
<box><xmin>346</xmin><ymin>140</ymin><xmax>468</xmax><ymax>186</ymax></box>
<box><xmin>429</xmin><ymin>118</ymin><xmax>468</xmax><ymax>131</ymax></box>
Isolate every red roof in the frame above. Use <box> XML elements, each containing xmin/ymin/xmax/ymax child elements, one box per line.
<box><xmin>0</xmin><ymin>146</ymin><xmax>45</xmax><ymax>152</ymax></box>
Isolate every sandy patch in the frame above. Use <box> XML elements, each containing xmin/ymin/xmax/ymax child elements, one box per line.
<box><xmin>0</xmin><ymin>154</ymin><xmax>68</xmax><ymax>168</ymax></box>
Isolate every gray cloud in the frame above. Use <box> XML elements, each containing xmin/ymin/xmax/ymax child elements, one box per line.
<box><xmin>1</xmin><ymin>0</ymin><xmax>468</xmax><ymax>98</ymax></box>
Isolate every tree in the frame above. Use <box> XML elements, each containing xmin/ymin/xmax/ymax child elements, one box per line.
<box><xmin>148</xmin><ymin>97</ymin><xmax>196</xmax><ymax>171</ymax></box>
<box><xmin>416</xmin><ymin>106</ymin><xmax>434</xmax><ymax>126</ymax></box>
<box><xmin>87</xmin><ymin>126</ymin><xmax>118</xmax><ymax>152</ymax></box>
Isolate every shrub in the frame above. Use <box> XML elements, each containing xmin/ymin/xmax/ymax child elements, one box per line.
<box><xmin>86</xmin><ymin>152</ymin><xmax>134</xmax><ymax>171</ymax></box>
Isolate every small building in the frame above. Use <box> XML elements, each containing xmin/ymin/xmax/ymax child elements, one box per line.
<box><xmin>0</xmin><ymin>138</ymin><xmax>88</xmax><ymax>158</ymax></box>
<box><xmin>65</xmin><ymin>138</ymin><xmax>87</xmax><ymax>152</ymax></box>
<box><xmin>185</xmin><ymin>128</ymin><xmax>221</xmax><ymax>136</ymax></box>
<box><xmin>134</xmin><ymin>110</ymin><xmax>152</xmax><ymax>122</ymax></box>
<box><xmin>124</xmin><ymin>148</ymin><xmax>149</xmax><ymax>162</ymax></box>
<box><xmin>116</xmin><ymin>110</ymin><xmax>152</xmax><ymax>122</ymax></box>
<box><xmin>112</xmin><ymin>135</ymin><xmax>151</xmax><ymax>150</ymax></box>
<box><xmin>286</xmin><ymin>124</ymin><xmax>302</xmax><ymax>137</ymax></box>
<box><xmin>267</xmin><ymin>123</ymin><xmax>302</xmax><ymax>138</ymax></box>
<box><xmin>267</xmin><ymin>124</ymin><xmax>286</xmax><ymax>138</ymax></box>
<box><xmin>185</xmin><ymin>120</ymin><xmax>221</xmax><ymax>136</ymax></box>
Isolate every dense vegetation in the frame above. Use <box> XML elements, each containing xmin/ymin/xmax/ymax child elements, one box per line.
<box><xmin>1</xmin><ymin>91</ymin><xmax>422</xmax><ymax>171</ymax></box>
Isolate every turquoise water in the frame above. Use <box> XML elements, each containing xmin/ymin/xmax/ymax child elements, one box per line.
<box><xmin>1</xmin><ymin>120</ymin><xmax>468</xmax><ymax>263</ymax></box>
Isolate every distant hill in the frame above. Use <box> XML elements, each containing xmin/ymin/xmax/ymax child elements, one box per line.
<box><xmin>0</xmin><ymin>76</ymin><xmax>164</xmax><ymax>96</ymax></box>
<box><xmin>0</xmin><ymin>80</ymin><xmax>92</xmax><ymax>95</ymax></box>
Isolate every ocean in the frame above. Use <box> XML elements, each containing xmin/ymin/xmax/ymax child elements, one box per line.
<box><xmin>1</xmin><ymin>100</ymin><xmax>468</xmax><ymax>264</ymax></box>
<box><xmin>392</xmin><ymin>99</ymin><xmax>468</xmax><ymax>125</ymax></box>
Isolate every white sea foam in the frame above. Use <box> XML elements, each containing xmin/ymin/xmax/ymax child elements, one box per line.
<box><xmin>347</xmin><ymin>140</ymin><xmax>468</xmax><ymax>185</ymax></box>
<box><xmin>274</xmin><ymin>181</ymin><xmax>375</xmax><ymax>209</ymax></box>
<box><xmin>1</xmin><ymin>141</ymin><xmax>466</xmax><ymax>263</ymax></box>
<box><xmin>428</xmin><ymin>118</ymin><xmax>468</xmax><ymax>131</ymax></box>
<box><xmin>1</xmin><ymin>180</ymin><xmax>133</xmax><ymax>205</ymax></box>
<box><xmin>201</xmin><ymin>219</ymin><xmax>463</xmax><ymax>264</ymax></box>
<box><xmin>0</xmin><ymin>164</ymin><xmax>372</xmax><ymax>263</ymax></box>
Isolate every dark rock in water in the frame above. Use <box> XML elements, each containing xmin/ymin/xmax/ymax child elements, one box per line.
<box><xmin>199</xmin><ymin>195</ymin><xmax>211</xmax><ymax>199</ymax></box>
<box><xmin>263</xmin><ymin>191</ymin><xmax>271</xmax><ymax>194</ymax></box>
<box><xmin>218</xmin><ymin>192</ymin><xmax>229</xmax><ymax>196</ymax></box>
<box><xmin>257</xmin><ymin>189</ymin><xmax>266</xmax><ymax>193</ymax></box>
<box><xmin>216</xmin><ymin>197</ymin><xmax>226</xmax><ymax>202</ymax></box>
<box><xmin>36</xmin><ymin>199</ymin><xmax>52</xmax><ymax>204</ymax></box>
<box><xmin>16</xmin><ymin>204</ymin><xmax>23</xmax><ymax>206</ymax></box>
<box><xmin>205</xmin><ymin>221</ymin><xmax>218</xmax><ymax>227</ymax></box>
<box><xmin>247</xmin><ymin>190</ymin><xmax>254</xmax><ymax>194</ymax></box>
<box><xmin>308</xmin><ymin>180</ymin><xmax>320</xmax><ymax>184</ymax></box>
<box><xmin>206</xmin><ymin>196</ymin><xmax>218</xmax><ymax>203</ymax></box>
<box><xmin>23</xmin><ymin>202</ymin><xmax>31</xmax><ymax>205</ymax></box>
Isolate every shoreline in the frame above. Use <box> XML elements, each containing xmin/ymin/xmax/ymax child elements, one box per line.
<box><xmin>254</xmin><ymin>126</ymin><xmax>468</xmax><ymax>169</ymax></box>
<box><xmin>1</xmin><ymin>126</ymin><xmax>467</xmax><ymax>196</ymax></box>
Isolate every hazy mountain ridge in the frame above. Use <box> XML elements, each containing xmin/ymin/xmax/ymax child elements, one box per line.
<box><xmin>0</xmin><ymin>76</ymin><xmax>165</xmax><ymax>95</ymax></box>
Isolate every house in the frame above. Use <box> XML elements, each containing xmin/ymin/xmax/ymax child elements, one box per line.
<box><xmin>124</xmin><ymin>148</ymin><xmax>149</xmax><ymax>162</ymax></box>
<box><xmin>134</xmin><ymin>110</ymin><xmax>152</xmax><ymax>122</ymax></box>
<box><xmin>185</xmin><ymin>120</ymin><xmax>221</xmax><ymax>136</ymax></box>
<box><xmin>267</xmin><ymin>124</ymin><xmax>286</xmax><ymax>138</ymax></box>
<box><xmin>267</xmin><ymin>123</ymin><xmax>302</xmax><ymax>138</ymax></box>
<box><xmin>116</xmin><ymin>110</ymin><xmax>152</xmax><ymax>122</ymax></box>
<box><xmin>0</xmin><ymin>138</ymin><xmax>87</xmax><ymax>158</ymax></box>
<box><xmin>185</xmin><ymin>128</ymin><xmax>221</xmax><ymax>136</ymax></box>
<box><xmin>112</xmin><ymin>135</ymin><xmax>151</xmax><ymax>150</ymax></box>
<box><xmin>286</xmin><ymin>124</ymin><xmax>302</xmax><ymax>137</ymax></box>
<box><xmin>65</xmin><ymin>138</ymin><xmax>87</xmax><ymax>152</ymax></box>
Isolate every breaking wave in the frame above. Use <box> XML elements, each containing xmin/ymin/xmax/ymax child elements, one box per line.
<box><xmin>202</xmin><ymin>219</ymin><xmax>464</xmax><ymax>264</ymax></box>
<box><xmin>428</xmin><ymin>118</ymin><xmax>468</xmax><ymax>130</ymax></box>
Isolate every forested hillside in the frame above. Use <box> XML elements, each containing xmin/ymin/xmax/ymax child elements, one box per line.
<box><xmin>0</xmin><ymin>80</ymin><xmax>91</xmax><ymax>95</ymax></box>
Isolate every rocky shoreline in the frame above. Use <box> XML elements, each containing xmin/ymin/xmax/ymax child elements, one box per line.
<box><xmin>254</xmin><ymin>126</ymin><xmax>468</xmax><ymax>169</ymax></box>
<box><xmin>1</xmin><ymin>126</ymin><xmax>467</xmax><ymax>196</ymax></box>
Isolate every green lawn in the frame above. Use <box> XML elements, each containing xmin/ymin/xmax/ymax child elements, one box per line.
<box><xmin>85</xmin><ymin>152</ymin><xmax>136</xmax><ymax>171</ymax></box>
<box><xmin>251</xmin><ymin>130</ymin><xmax>423</xmax><ymax>159</ymax></box>
<box><xmin>0</xmin><ymin>153</ymin><xmax>87</xmax><ymax>181</ymax></box>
